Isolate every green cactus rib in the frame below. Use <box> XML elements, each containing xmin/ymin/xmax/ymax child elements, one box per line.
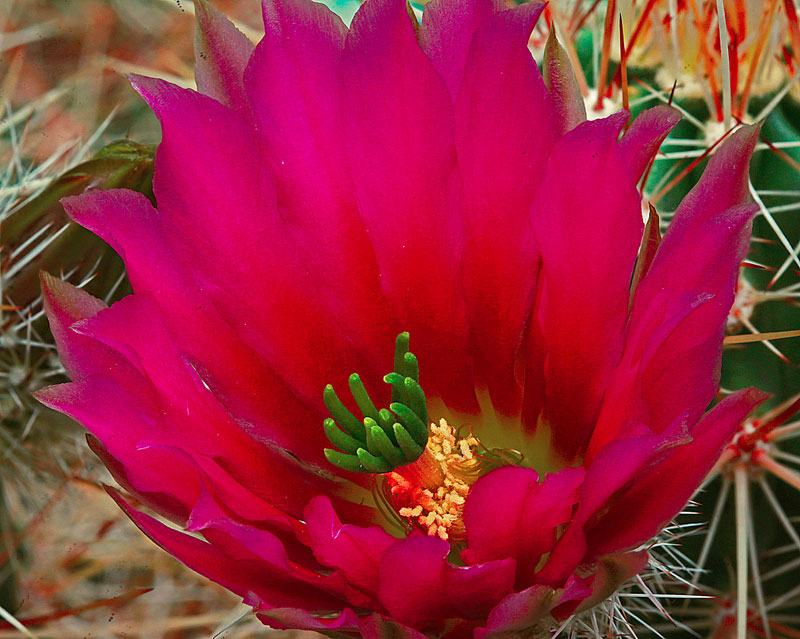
<box><xmin>323</xmin><ymin>332</ymin><xmax>430</xmax><ymax>474</ymax></box>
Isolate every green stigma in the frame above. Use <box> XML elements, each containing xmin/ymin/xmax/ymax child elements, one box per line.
<box><xmin>323</xmin><ymin>332</ymin><xmax>429</xmax><ymax>474</ymax></box>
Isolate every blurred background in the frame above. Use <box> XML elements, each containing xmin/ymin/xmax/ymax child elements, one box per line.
<box><xmin>2</xmin><ymin>0</ymin><xmax>800</xmax><ymax>637</ymax></box>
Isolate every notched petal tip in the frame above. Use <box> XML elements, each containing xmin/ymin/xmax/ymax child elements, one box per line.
<box><xmin>543</xmin><ymin>28</ymin><xmax>587</xmax><ymax>136</ymax></box>
<box><xmin>618</xmin><ymin>104</ymin><xmax>681</xmax><ymax>181</ymax></box>
<box><xmin>714</xmin><ymin>121</ymin><xmax>762</xmax><ymax>169</ymax></box>
<box><xmin>194</xmin><ymin>0</ymin><xmax>254</xmax><ymax>109</ymax></box>
<box><xmin>39</xmin><ymin>270</ymin><xmax>106</xmax><ymax>326</ymax></box>
<box><xmin>30</xmin><ymin>381</ymin><xmax>72</xmax><ymax>409</ymax></box>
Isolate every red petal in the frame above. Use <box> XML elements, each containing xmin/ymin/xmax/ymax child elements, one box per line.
<box><xmin>377</xmin><ymin>535</ymin><xmax>515</xmax><ymax>628</ymax></box>
<box><xmin>588</xmin><ymin>388</ymin><xmax>767</xmax><ymax>557</ymax></box>
<box><xmin>538</xmin><ymin>417</ymin><xmax>689</xmax><ymax>585</ymax></box>
<box><xmin>531</xmin><ymin>113</ymin><xmax>642</xmax><ymax>459</ymax></box>
<box><xmin>304</xmin><ymin>496</ymin><xmax>396</xmax><ymax>594</ymax></box>
<box><xmin>109</xmin><ymin>488</ymin><xmax>346</xmax><ymax>611</ymax></box>
<box><xmin>456</xmin><ymin>3</ymin><xmax>554</xmax><ymax>415</ymax></box>
<box><xmin>130</xmin><ymin>76</ymin><xmax>380</xmax><ymax>409</ymax></box>
<box><xmin>245</xmin><ymin>0</ymin><xmax>397</xmax><ymax>367</ymax></box>
<box><xmin>462</xmin><ymin>466</ymin><xmax>584</xmax><ymax>585</ymax></box>
<box><xmin>420</xmin><ymin>0</ymin><xmax>506</xmax><ymax>98</ymax></box>
<box><xmin>618</xmin><ymin>105</ymin><xmax>681</xmax><ymax>181</ymax></box>
<box><xmin>342</xmin><ymin>0</ymin><xmax>476</xmax><ymax>411</ymax></box>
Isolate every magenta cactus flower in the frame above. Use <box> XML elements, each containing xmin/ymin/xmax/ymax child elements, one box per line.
<box><xmin>37</xmin><ymin>0</ymin><xmax>766</xmax><ymax>636</ymax></box>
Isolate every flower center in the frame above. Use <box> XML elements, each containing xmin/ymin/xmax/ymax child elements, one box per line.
<box><xmin>386</xmin><ymin>418</ymin><xmax>481</xmax><ymax>541</ymax></box>
<box><xmin>321</xmin><ymin>333</ymin><xmax>518</xmax><ymax>541</ymax></box>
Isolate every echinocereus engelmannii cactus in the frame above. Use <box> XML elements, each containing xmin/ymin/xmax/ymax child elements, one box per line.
<box><xmin>30</xmin><ymin>0</ymin><xmax>773</xmax><ymax>636</ymax></box>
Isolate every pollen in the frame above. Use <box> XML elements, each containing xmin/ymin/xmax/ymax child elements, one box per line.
<box><xmin>386</xmin><ymin>418</ymin><xmax>481</xmax><ymax>542</ymax></box>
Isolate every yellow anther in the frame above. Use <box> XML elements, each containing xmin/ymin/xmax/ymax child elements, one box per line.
<box><xmin>386</xmin><ymin>418</ymin><xmax>482</xmax><ymax>542</ymax></box>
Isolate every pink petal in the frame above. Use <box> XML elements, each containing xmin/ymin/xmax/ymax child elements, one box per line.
<box><xmin>587</xmin><ymin>388</ymin><xmax>767</xmax><ymax>557</ymax></box>
<box><xmin>61</xmin><ymin>190</ymin><xmax>334</xmax><ymax>467</ymax></box>
<box><xmin>245</xmin><ymin>0</ymin><xmax>397</xmax><ymax>368</ymax></box>
<box><xmin>477</xmin><ymin>579</ymin><xmax>590</xmax><ymax>639</ymax></box>
<box><xmin>189</xmin><ymin>491</ymin><xmax>374</xmax><ymax>607</ymax></box>
<box><xmin>552</xmin><ymin>551</ymin><xmax>649</xmax><ymax>619</ymax></box>
<box><xmin>462</xmin><ymin>466</ymin><xmax>584</xmax><ymax>585</ymax></box>
<box><xmin>255</xmin><ymin>608</ymin><xmax>428</xmax><ymax>639</ymax></box>
<box><xmin>588</xmin><ymin>201</ymin><xmax>758</xmax><ymax>456</ymax></box>
<box><xmin>109</xmin><ymin>488</ymin><xmax>346</xmax><ymax>611</ymax></box>
<box><xmin>39</xmin><ymin>269</ymin><xmax>360</xmax><ymax>519</ymax></box>
<box><xmin>342</xmin><ymin>0</ymin><xmax>476</xmax><ymax>411</ymax></box>
<box><xmin>194</xmin><ymin>0</ymin><xmax>254</xmax><ymax>110</ymax></box>
<box><xmin>70</xmin><ymin>294</ymin><xmax>342</xmax><ymax>516</ymax></box>
<box><xmin>248</xmin><ymin>0</ymin><xmax>348</xmax><ymax>210</ymax></box>
<box><xmin>131</xmin><ymin>75</ymin><xmax>380</xmax><ymax>409</ymax></box>
<box><xmin>256</xmin><ymin>607</ymin><xmax>362</xmax><ymax>633</ymax></box>
<box><xmin>377</xmin><ymin>535</ymin><xmax>515</xmax><ymax>628</ymax></box>
<box><xmin>420</xmin><ymin>0</ymin><xmax>506</xmax><ymax>98</ymax></box>
<box><xmin>537</xmin><ymin>417</ymin><xmax>689</xmax><ymax>585</ymax></box>
<box><xmin>456</xmin><ymin>2</ymin><xmax>554</xmax><ymax>415</ymax></box>
<box><xmin>304</xmin><ymin>495</ymin><xmax>396</xmax><ymax>593</ymax></box>
<box><xmin>186</xmin><ymin>489</ymin><xmax>291</xmax><ymax>567</ymax></box>
<box><xmin>69</xmin><ymin>294</ymin><xmax>280</xmax><ymax>463</ymax></box>
<box><xmin>618</xmin><ymin>105</ymin><xmax>681</xmax><ymax>181</ymax></box>
<box><xmin>662</xmin><ymin>124</ymin><xmax>760</xmax><ymax>238</ymax></box>
<box><xmin>39</xmin><ymin>273</ymin><xmax>110</xmax><ymax>382</ymax></box>
<box><xmin>531</xmin><ymin>113</ymin><xmax>642</xmax><ymax>459</ymax></box>
<box><xmin>85</xmin><ymin>434</ymin><xmax>190</xmax><ymax>522</ymax></box>
<box><xmin>36</xmin><ymin>380</ymin><xmax>201</xmax><ymax>517</ymax></box>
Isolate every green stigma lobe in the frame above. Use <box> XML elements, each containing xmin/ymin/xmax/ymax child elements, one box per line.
<box><xmin>323</xmin><ymin>385</ymin><xmax>365</xmax><ymax>440</ymax></box>
<box><xmin>322</xmin><ymin>332</ymin><xmax>429</xmax><ymax>474</ymax></box>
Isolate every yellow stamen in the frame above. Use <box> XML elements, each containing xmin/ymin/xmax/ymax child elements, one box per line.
<box><xmin>386</xmin><ymin>418</ymin><xmax>483</xmax><ymax>542</ymax></box>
